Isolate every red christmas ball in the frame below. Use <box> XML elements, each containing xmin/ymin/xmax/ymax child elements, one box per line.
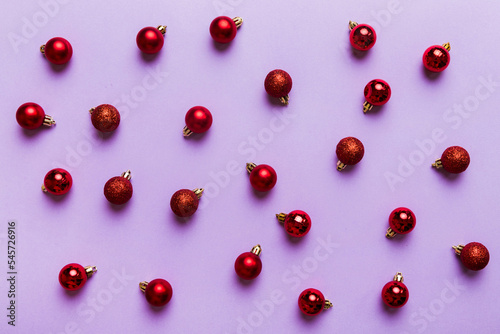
<box><xmin>264</xmin><ymin>70</ymin><xmax>292</xmax><ymax>104</ymax></box>
<box><xmin>144</xmin><ymin>279</ymin><xmax>173</xmax><ymax>307</ymax></box>
<box><xmin>42</xmin><ymin>37</ymin><xmax>73</xmax><ymax>65</ymax></box>
<box><xmin>457</xmin><ymin>242</ymin><xmax>489</xmax><ymax>271</ymax></box>
<box><xmin>439</xmin><ymin>146</ymin><xmax>470</xmax><ymax>174</ymax></box>
<box><xmin>210</xmin><ymin>16</ymin><xmax>241</xmax><ymax>43</ymax></box>
<box><xmin>59</xmin><ymin>263</ymin><xmax>96</xmax><ymax>291</ymax></box>
<box><xmin>43</xmin><ymin>168</ymin><xmax>72</xmax><ymax>195</ymax></box>
<box><xmin>234</xmin><ymin>245</ymin><xmax>262</xmax><ymax>280</ymax></box>
<box><xmin>349</xmin><ymin>22</ymin><xmax>376</xmax><ymax>51</ymax></box>
<box><xmin>388</xmin><ymin>207</ymin><xmax>416</xmax><ymax>236</ymax></box>
<box><xmin>336</xmin><ymin>137</ymin><xmax>364</xmax><ymax>170</ymax></box>
<box><xmin>381</xmin><ymin>273</ymin><xmax>409</xmax><ymax>308</ymax></box>
<box><xmin>364</xmin><ymin>79</ymin><xmax>391</xmax><ymax>106</ymax></box>
<box><xmin>247</xmin><ymin>163</ymin><xmax>277</xmax><ymax>192</ymax></box>
<box><xmin>104</xmin><ymin>171</ymin><xmax>133</xmax><ymax>205</ymax></box>
<box><xmin>16</xmin><ymin>102</ymin><xmax>55</xmax><ymax>130</ymax></box>
<box><xmin>298</xmin><ymin>288</ymin><xmax>331</xmax><ymax>316</ymax></box>
<box><xmin>423</xmin><ymin>44</ymin><xmax>450</xmax><ymax>72</ymax></box>
<box><xmin>278</xmin><ymin>210</ymin><xmax>311</xmax><ymax>237</ymax></box>
<box><xmin>184</xmin><ymin>106</ymin><xmax>213</xmax><ymax>136</ymax></box>
<box><xmin>136</xmin><ymin>26</ymin><xmax>165</xmax><ymax>54</ymax></box>
<box><xmin>90</xmin><ymin>104</ymin><xmax>120</xmax><ymax>132</ymax></box>
<box><xmin>170</xmin><ymin>189</ymin><xmax>202</xmax><ymax>217</ymax></box>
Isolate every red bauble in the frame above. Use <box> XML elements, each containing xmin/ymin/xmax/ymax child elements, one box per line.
<box><xmin>141</xmin><ymin>279</ymin><xmax>173</xmax><ymax>307</ymax></box>
<box><xmin>16</xmin><ymin>102</ymin><xmax>55</xmax><ymax>130</ymax></box>
<box><xmin>104</xmin><ymin>170</ymin><xmax>133</xmax><ymax>205</ymax></box>
<box><xmin>136</xmin><ymin>26</ymin><xmax>166</xmax><ymax>54</ymax></box>
<box><xmin>381</xmin><ymin>273</ymin><xmax>409</xmax><ymax>308</ymax></box>
<box><xmin>170</xmin><ymin>188</ymin><xmax>203</xmax><ymax>217</ymax></box>
<box><xmin>277</xmin><ymin>210</ymin><xmax>311</xmax><ymax>237</ymax></box>
<box><xmin>454</xmin><ymin>242</ymin><xmax>489</xmax><ymax>271</ymax></box>
<box><xmin>433</xmin><ymin>146</ymin><xmax>470</xmax><ymax>174</ymax></box>
<box><xmin>264</xmin><ymin>69</ymin><xmax>293</xmax><ymax>105</ymax></box>
<box><xmin>363</xmin><ymin>79</ymin><xmax>391</xmax><ymax>112</ymax></box>
<box><xmin>298</xmin><ymin>288</ymin><xmax>332</xmax><ymax>316</ymax></box>
<box><xmin>90</xmin><ymin>104</ymin><xmax>121</xmax><ymax>132</ymax></box>
<box><xmin>42</xmin><ymin>168</ymin><xmax>72</xmax><ymax>195</ymax></box>
<box><xmin>183</xmin><ymin>106</ymin><xmax>213</xmax><ymax>137</ymax></box>
<box><xmin>423</xmin><ymin>44</ymin><xmax>450</xmax><ymax>72</ymax></box>
<box><xmin>336</xmin><ymin>137</ymin><xmax>364</xmax><ymax>171</ymax></box>
<box><xmin>41</xmin><ymin>37</ymin><xmax>73</xmax><ymax>65</ymax></box>
<box><xmin>210</xmin><ymin>16</ymin><xmax>242</xmax><ymax>43</ymax></box>
<box><xmin>59</xmin><ymin>263</ymin><xmax>96</xmax><ymax>291</ymax></box>
<box><xmin>349</xmin><ymin>21</ymin><xmax>376</xmax><ymax>51</ymax></box>
<box><xmin>234</xmin><ymin>245</ymin><xmax>262</xmax><ymax>280</ymax></box>
<box><xmin>386</xmin><ymin>207</ymin><xmax>416</xmax><ymax>238</ymax></box>
<box><xmin>247</xmin><ymin>163</ymin><xmax>277</xmax><ymax>192</ymax></box>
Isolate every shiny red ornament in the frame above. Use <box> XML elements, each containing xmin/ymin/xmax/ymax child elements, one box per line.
<box><xmin>264</xmin><ymin>69</ymin><xmax>293</xmax><ymax>105</ymax></box>
<box><xmin>298</xmin><ymin>288</ymin><xmax>332</xmax><ymax>316</ymax></box>
<box><xmin>140</xmin><ymin>279</ymin><xmax>173</xmax><ymax>307</ymax></box>
<box><xmin>136</xmin><ymin>26</ymin><xmax>166</xmax><ymax>54</ymax></box>
<box><xmin>276</xmin><ymin>210</ymin><xmax>311</xmax><ymax>237</ymax></box>
<box><xmin>42</xmin><ymin>168</ymin><xmax>72</xmax><ymax>195</ymax></box>
<box><xmin>90</xmin><ymin>104</ymin><xmax>121</xmax><ymax>132</ymax></box>
<box><xmin>234</xmin><ymin>245</ymin><xmax>262</xmax><ymax>280</ymax></box>
<box><xmin>170</xmin><ymin>188</ymin><xmax>204</xmax><ymax>217</ymax></box>
<box><xmin>246</xmin><ymin>163</ymin><xmax>277</xmax><ymax>192</ymax></box>
<box><xmin>183</xmin><ymin>106</ymin><xmax>213</xmax><ymax>137</ymax></box>
<box><xmin>41</xmin><ymin>37</ymin><xmax>73</xmax><ymax>65</ymax></box>
<box><xmin>336</xmin><ymin>137</ymin><xmax>364</xmax><ymax>171</ymax></box>
<box><xmin>210</xmin><ymin>16</ymin><xmax>243</xmax><ymax>43</ymax></box>
<box><xmin>363</xmin><ymin>79</ymin><xmax>391</xmax><ymax>113</ymax></box>
<box><xmin>16</xmin><ymin>102</ymin><xmax>55</xmax><ymax>130</ymax></box>
<box><xmin>59</xmin><ymin>263</ymin><xmax>97</xmax><ymax>291</ymax></box>
<box><xmin>432</xmin><ymin>146</ymin><xmax>470</xmax><ymax>174</ymax></box>
<box><xmin>381</xmin><ymin>272</ymin><xmax>409</xmax><ymax>308</ymax></box>
<box><xmin>386</xmin><ymin>207</ymin><xmax>416</xmax><ymax>238</ymax></box>
<box><xmin>453</xmin><ymin>242</ymin><xmax>489</xmax><ymax>271</ymax></box>
<box><xmin>349</xmin><ymin>21</ymin><xmax>376</xmax><ymax>51</ymax></box>
<box><xmin>104</xmin><ymin>170</ymin><xmax>133</xmax><ymax>205</ymax></box>
<box><xmin>423</xmin><ymin>43</ymin><xmax>451</xmax><ymax>72</ymax></box>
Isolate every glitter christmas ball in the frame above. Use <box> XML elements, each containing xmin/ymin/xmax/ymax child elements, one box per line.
<box><xmin>170</xmin><ymin>189</ymin><xmax>202</xmax><ymax>217</ymax></box>
<box><xmin>104</xmin><ymin>171</ymin><xmax>133</xmax><ymax>205</ymax></box>
<box><xmin>336</xmin><ymin>137</ymin><xmax>364</xmax><ymax>170</ymax></box>
<box><xmin>440</xmin><ymin>146</ymin><xmax>470</xmax><ymax>174</ymax></box>
<box><xmin>456</xmin><ymin>242</ymin><xmax>489</xmax><ymax>271</ymax></box>
<box><xmin>264</xmin><ymin>69</ymin><xmax>292</xmax><ymax>104</ymax></box>
<box><xmin>90</xmin><ymin>104</ymin><xmax>121</xmax><ymax>133</ymax></box>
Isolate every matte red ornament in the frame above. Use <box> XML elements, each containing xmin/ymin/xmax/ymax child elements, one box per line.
<box><xmin>210</xmin><ymin>16</ymin><xmax>243</xmax><ymax>43</ymax></box>
<box><xmin>386</xmin><ymin>207</ymin><xmax>416</xmax><ymax>238</ymax></box>
<box><xmin>90</xmin><ymin>104</ymin><xmax>120</xmax><ymax>132</ymax></box>
<box><xmin>42</xmin><ymin>168</ymin><xmax>72</xmax><ymax>195</ymax></box>
<box><xmin>246</xmin><ymin>163</ymin><xmax>277</xmax><ymax>192</ymax></box>
<box><xmin>363</xmin><ymin>79</ymin><xmax>391</xmax><ymax>113</ymax></box>
<box><xmin>432</xmin><ymin>146</ymin><xmax>470</xmax><ymax>174</ymax></box>
<box><xmin>453</xmin><ymin>242</ymin><xmax>489</xmax><ymax>271</ymax></box>
<box><xmin>170</xmin><ymin>188</ymin><xmax>204</xmax><ymax>217</ymax></box>
<box><xmin>136</xmin><ymin>26</ymin><xmax>166</xmax><ymax>54</ymax></box>
<box><xmin>349</xmin><ymin>21</ymin><xmax>376</xmax><ymax>51</ymax></box>
<box><xmin>59</xmin><ymin>263</ymin><xmax>97</xmax><ymax>291</ymax></box>
<box><xmin>234</xmin><ymin>245</ymin><xmax>262</xmax><ymax>280</ymax></box>
<box><xmin>16</xmin><ymin>102</ymin><xmax>55</xmax><ymax>130</ymax></box>
<box><xmin>276</xmin><ymin>210</ymin><xmax>311</xmax><ymax>237</ymax></box>
<box><xmin>298</xmin><ymin>288</ymin><xmax>332</xmax><ymax>316</ymax></box>
<box><xmin>104</xmin><ymin>170</ymin><xmax>133</xmax><ymax>205</ymax></box>
<box><xmin>140</xmin><ymin>279</ymin><xmax>173</xmax><ymax>307</ymax></box>
<box><xmin>336</xmin><ymin>137</ymin><xmax>364</xmax><ymax>171</ymax></box>
<box><xmin>183</xmin><ymin>106</ymin><xmax>213</xmax><ymax>137</ymax></box>
<box><xmin>423</xmin><ymin>43</ymin><xmax>450</xmax><ymax>73</ymax></box>
<box><xmin>41</xmin><ymin>37</ymin><xmax>73</xmax><ymax>65</ymax></box>
<box><xmin>264</xmin><ymin>69</ymin><xmax>293</xmax><ymax>105</ymax></box>
<box><xmin>381</xmin><ymin>272</ymin><xmax>409</xmax><ymax>308</ymax></box>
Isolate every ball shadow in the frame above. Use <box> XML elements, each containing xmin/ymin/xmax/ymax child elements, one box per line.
<box><xmin>211</xmin><ymin>39</ymin><xmax>233</xmax><ymax>52</ymax></box>
<box><xmin>421</xmin><ymin>66</ymin><xmax>443</xmax><ymax>82</ymax></box>
<box><xmin>42</xmin><ymin>191</ymin><xmax>71</xmax><ymax>203</ymax></box>
<box><xmin>21</xmin><ymin>128</ymin><xmax>45</xmax><ymax>138</ymax></box>
<box><xmin>431</xmin><ymin>167</ymin><xmax>461</xmax><ymax>182</ymax></box>
<box><xmin>139</xmin><ymin>51</ymin><xmax>161</xmax><ymax>63</ymax></box>
<box><xmin>235</xmin><ymin>275</ymin><xmax>257</xmax><ymax>287</ymax></box>
<box><xmin>266</xmin><ymin>93</ymin><xmax>286</xmax><ymax>107</ymax></box>
<box><xmin>183</xmin><ymin>131</ymin><xmax>209</xmax><ymax>142</ymax></box>
<box><xmin>350</xmin><ymin>48</ymin><xmax>370</xmax><ymax>60</ymax></box>
<box><xmin>107</xmin><ymin>201</ymin><xmax>131</xmax><ymax>213</ymax></box>
<box><xmin>49</xmin><ymin>61</ymin><xmax>71</xmax><ymax>73</ymax></box>
<box><xmin>251</xmin><ymin>186</ymin><xmax>272</xmax><ymax>199</ymax></box>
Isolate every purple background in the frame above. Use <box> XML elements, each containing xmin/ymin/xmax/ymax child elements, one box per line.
<box><xmin>1</xmin><ymin>0</ymin><xmax>499</xmax><ymax>333</ymax></box>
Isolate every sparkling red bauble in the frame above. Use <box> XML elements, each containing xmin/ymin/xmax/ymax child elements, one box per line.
<box><xmin>298</xmin><ymin>288</ymin><xmax>326</xmax><ymax>316</ymax></box>
<box><xmin>423</xmin><ymin>45</ymin><xmax>450</xmax><ymax>72</ymax></box>
<box><xmin>284</xmin><ymin>210</ymin><xmax>311</xmax><ymax>237</ymax></box>
<box><xmin>441</xmin><ymin>146</ymin><xmax>470</xmax><ymax>174</ymax></box>
<box><xmin>349</xmin><ymin>24</ymin><xmax>376</xmax><ymax>51</ymax></box>
<box><xmin>381</xmin><ymin>281</ymin><xmax>409</xmax><ymax>308</ymax></box>
<box><xmin>104</xmin><ymin>176</ymin><xmax>133</xmax><ymax>205</ymax></box>
<box><xmin>136</xmin><ymin>27</ymin><xmax>164</xmax><ymax>54</ymax></box>
<box><xmin>91</xmin><ymin>104</ymin><xmax>120</xmax><ymax>132</ymax></box>
<box><xmin>185</xmin><ymin>106</ymin><xmax>213</xmax><ymax>134</ymax></box>
<box><xmin>389</xmin><ymin>207</ymin><xmax>416</xmax><ymax>235</ymax></box>
<box><xmin>249</xmin><ymin>164</ymin><xmax>277</xmax><ymax>192</ymax></box>
<box><xmin>43</xmin><ymin>37</ymin><xmax>73</xmax><ymax>65</ymax></box>
<box><xmin>145</xmin><ymin>279</ymin><xmax>173</xmax><ymax>307</ymax></box>
<box><xmin>170</xmin><ymin>189</ymin><xmax>199</xmax><ymax>217</ymax></box>
<box><xmin>234</xmin><ymin>252</ymin><xmax>262</xmax><ymax>280</ymax></box>
<box><xmin>364</xmin><ymin>79</ymin><xmax>391</xmax><ymax>106</ymax></box>
<box><xmin>43</xmin><ymin>168</ymin><xmax>72</xmax><ymax>195</ymax></box>
<box><xmin>59</xmin><ymin>263</ymin><xmax>87</xmax><ymax>291</ymax></box>
<box><xmin>460</xmin><ymin>242</ymin><xmax>489</xmax><ymax>271</ymax></box>
<box><xmin>264</xmin><ymin>70</ymin><xmax>292</xmax><ymax>98</ymax></box>
<box><xmin>16</xmin><ymin>102</ymin><xmax>46</xmax><ymax>130</ymax></box>
<box><xmin>210</xmin><ymin>16</ymin><xmax>237</xmax><ymax>43</ymax></box>
<box><xmin>336</xmin><ymin>137</ymin><xmax>364</xmax><ymax>165</ymax></box>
